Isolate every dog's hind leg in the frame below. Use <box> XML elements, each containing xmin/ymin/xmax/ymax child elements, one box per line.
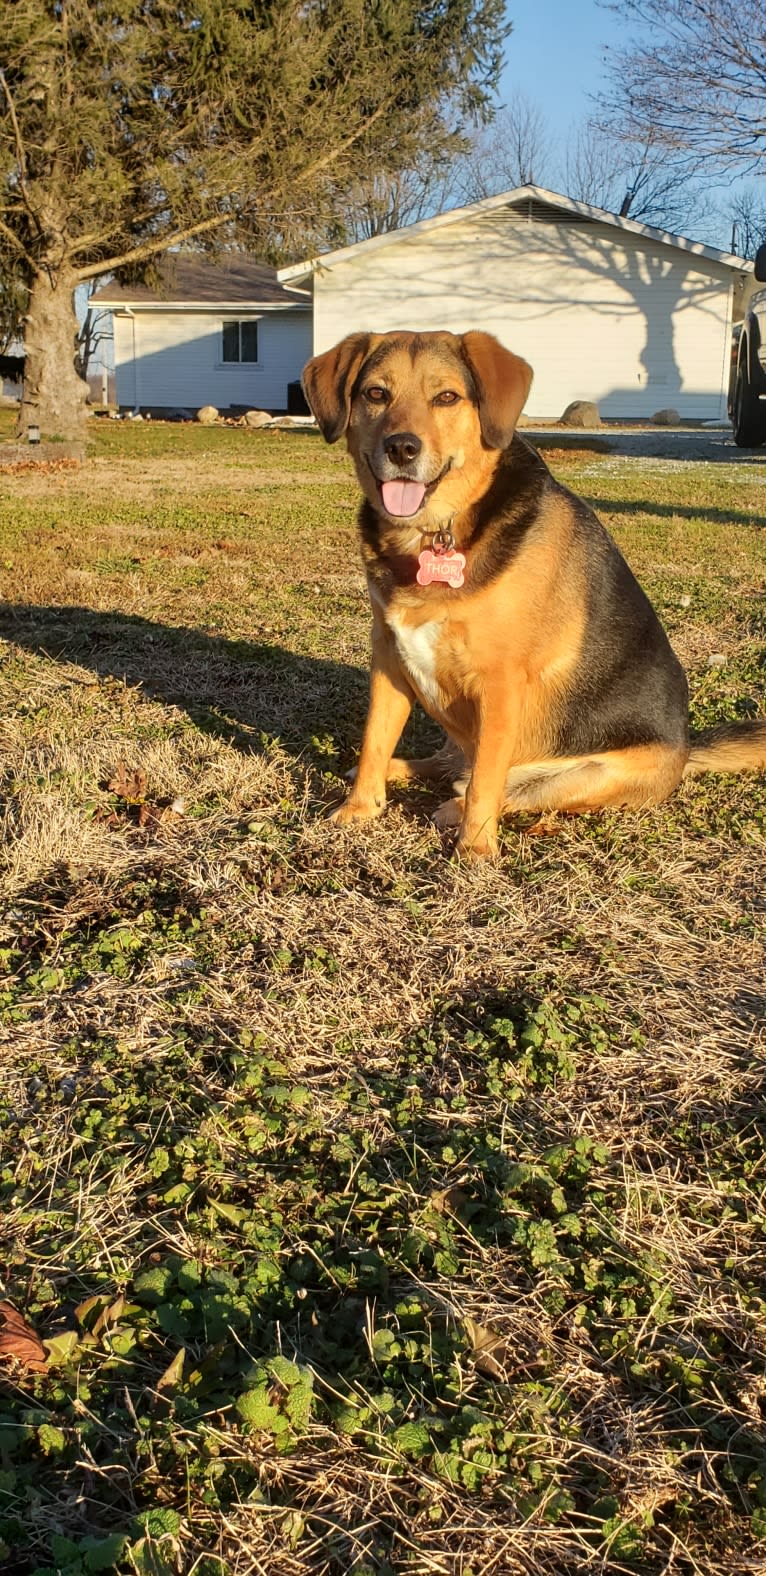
<box><xmin>387</xmin><ymin>737</ymin><xmax>467</xmax><ymax>784</ymax></box>
<box><xmin>432</xmin><ymin>795</ymin><xmax>466</xmax><ymax>831</ymax></box>
<box><xmin>501</xmin><ymin>742</ymin><xmax>687</xmax><ymax>815</ymax></box>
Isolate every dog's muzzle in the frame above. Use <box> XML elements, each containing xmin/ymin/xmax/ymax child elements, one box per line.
<box><xmin>368</xmin><ymin>454</ymin><xmax>452</xmax><ymax>518</ymax></box>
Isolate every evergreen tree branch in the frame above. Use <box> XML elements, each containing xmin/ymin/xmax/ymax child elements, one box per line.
<box><xmin>0</xmin><ymin>215</ymin><xmax>34</xmax><ymax>268</ymax></box>
<box><xmin>74</xmin><ymin>213</ymin><xmax>233</xmax><ymax>283</ymax></box>
<box><xmin>0</xmin><ymin>68</ymin><xmax>37</xmax><ymax>227</ymax></box>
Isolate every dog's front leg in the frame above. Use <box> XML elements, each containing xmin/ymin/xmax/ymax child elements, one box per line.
<box><xmin>332</xmin><ymin>640</ymin><xmax>413</xmax><ymax>825</ymax></box>
<box><xmin>455</xmin><ymin>693</ymin><xmax>517</xmax><ymax>859</ymax></box>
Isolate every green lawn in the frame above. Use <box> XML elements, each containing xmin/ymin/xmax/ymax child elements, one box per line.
<box><xmin>0</xmin><ymin>414</ymin><xmax>764</xmax><ymax>1576</ymax></box>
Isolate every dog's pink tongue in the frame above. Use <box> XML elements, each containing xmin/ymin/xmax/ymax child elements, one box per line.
<box><xmin>381</xmin><ymin>478</ymin><xmax>426</xmax><ymax>517</ymax></box>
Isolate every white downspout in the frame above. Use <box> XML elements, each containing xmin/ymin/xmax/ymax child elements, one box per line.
<box><xmin>130</xmin><ymin>311</ymin><xmax>139</xmax><ymax>414</ymax></box>
<box><xmin>119</xmin><ymin>308</ymin><xmax>139</xmax><ymax>414</ymax></box>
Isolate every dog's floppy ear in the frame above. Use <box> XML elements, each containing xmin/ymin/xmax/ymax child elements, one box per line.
<box><xmin>302</xmin><ymin>333</ymin><xmax>373</xmax><ymax>443</ymax></box>
<box><xmin>459</xmin><ymin>332</ymin><xmax>533</xmax><ymax>450</ymax></box>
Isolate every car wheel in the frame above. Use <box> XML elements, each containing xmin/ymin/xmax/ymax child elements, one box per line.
<box><xmin>732</xmin><ymin>364</ymin><xmax>766</xmax><ymax>447</ymax></box>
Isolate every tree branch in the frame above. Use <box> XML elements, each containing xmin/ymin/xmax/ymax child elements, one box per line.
<box><xmin>74</xmin><ymin>211</ymin><xmax>232</xmax><ymax>282</ymax></box>
<box><xmin>291</xmin><ymin>99</ymin><xmax>394</xmax><ymax>188</ymax></box>
<box><xmin>73</xmin><ymin>99</ymin><xmax>395</xmax><ymax>281</ymax></box>
<box><xmin>0</xmin><ymin>213</ymin><xmax>35</xmax><ymax>268</ymax></box>
<box><xmin>69</xmin><ymin>207</ymin><xmax>171</xmax><ymax>260</ymax></box>
<box><xmin>0</xmin><ymin>68</ymin><xmax>39</xmax><ymax>227</ymax></box>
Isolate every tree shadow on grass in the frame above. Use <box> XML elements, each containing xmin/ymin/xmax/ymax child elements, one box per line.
<box><xmin>0</xmin><ymin>600</ymin><xmax>379</xmax><ymax>766</ymax></box>
<box><xmin>580</xmin><ymin>491</ymin><xmax>766</xmax><ymax>529</ymax></box>
<box><xmin>583</xmin><ymin>494</ymin><xmax>766</xmax><ymax>530</ymax></box>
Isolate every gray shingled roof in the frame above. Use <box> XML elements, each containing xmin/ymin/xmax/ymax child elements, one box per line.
<box><xmin>91</xmin><ymin>253</ymin><xmax>307</xmax><ymax>308</ymax></box>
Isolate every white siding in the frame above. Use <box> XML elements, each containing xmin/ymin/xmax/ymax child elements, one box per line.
<box><xmin>113</xmin><ymin>307</ymin><xmax>312</xmax><ymax>412</ymax></box>
<box><xmin>313</xmin><ymin>210</ymin><xmax>734</xmax><ymax>419</ymax></box>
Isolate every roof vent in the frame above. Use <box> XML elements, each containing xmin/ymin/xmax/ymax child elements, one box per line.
<box><xmin>500</xmin><ymin>198</ymin><xmax>594</xmax><ymax>225</ymax></box>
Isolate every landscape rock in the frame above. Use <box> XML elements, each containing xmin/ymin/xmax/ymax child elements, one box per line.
<box><xmin>196</xmin><ymin>404</ymin><xmax>219</xmax><ymax>425</ymax></box>
<box><xmin>243</xmin><ymin>408</ymin><xmax>271</xmax><ymax>428</ymax></box>
<box><xmin>560</xmin><ymin>400</ymin><xmax>602</xmax><ymax>428</ymax></box>
<box><xmin>166</xmin><ymin>407</ymin><xmax>193</xmax><ymax>422</ymax></box>
<box><xmin>651</xmin><ymin>407</ymin><xmax>681</xmax><ymax>426</ymax></box>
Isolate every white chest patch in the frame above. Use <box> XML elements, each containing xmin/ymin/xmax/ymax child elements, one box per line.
<box><xmin>388</xmin><ymin>613</ymin><xmax>443</xmax><ymax>712</ymax></box>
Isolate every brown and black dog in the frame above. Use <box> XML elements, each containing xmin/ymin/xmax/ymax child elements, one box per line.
<box><xmin>302</xmin><ymin>330</ymin><xmax>766</xmax><ymax>859</ymax></box>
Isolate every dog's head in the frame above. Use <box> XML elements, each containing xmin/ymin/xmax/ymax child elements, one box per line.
<box><xmin>302</xmin><ymin>330</ymin><xmax>533</xmax><ymax>526</ymax></box>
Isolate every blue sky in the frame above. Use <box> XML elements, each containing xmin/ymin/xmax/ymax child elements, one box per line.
<box><xmin>498</xmin><ymin>0</ymin><xmax>623</xmax><ymax>142</ymax></box>
<box><xmin>494</xmin><ymin>1</ymin><xmax>744</xmax><ymax>248</ymax></box>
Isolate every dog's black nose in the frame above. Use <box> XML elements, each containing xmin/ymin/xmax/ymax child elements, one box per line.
<box><xmin>383</xmin><ymin>431</ymin><xmax>422</xmax><ymax>467</ymax></box>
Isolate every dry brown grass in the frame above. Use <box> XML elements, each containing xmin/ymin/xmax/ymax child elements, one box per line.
<box><xmin>0</xmin><ymin>422</ymin><xmax>764</xmax><ymax>1576</ymax></box>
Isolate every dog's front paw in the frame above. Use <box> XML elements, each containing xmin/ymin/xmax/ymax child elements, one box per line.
<box><xmin>455</xmin><ymin>825</ymin><xmax>499</xmax><ymax>861</ymax></box>
<box><xmin>330</xmin><ymin>795</ymin><xmax>384</xmax><ymax>826</ymax></box>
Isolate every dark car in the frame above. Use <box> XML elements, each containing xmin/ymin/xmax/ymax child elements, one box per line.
<box><xmin>729</xmin><ymin>242</ymin><xmax>766</xmax><ymax>446</ymax></box>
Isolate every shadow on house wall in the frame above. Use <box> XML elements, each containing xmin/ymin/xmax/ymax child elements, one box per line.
<box><xmin>313</xmin><ymin>212</ymin><xmax>734</xmax><ymax>418</ymax></box>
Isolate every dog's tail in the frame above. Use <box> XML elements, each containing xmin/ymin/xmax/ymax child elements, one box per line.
<box><xmin>684</xmin><ymin>719</ymin><xmax>766</xmax><ymax>777</ymax></box>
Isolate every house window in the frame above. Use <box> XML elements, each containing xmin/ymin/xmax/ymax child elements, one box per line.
<box><xmin>222</xmin><ymin>320</ymin><xmax>259</xmax><ymax>362</ymax></box>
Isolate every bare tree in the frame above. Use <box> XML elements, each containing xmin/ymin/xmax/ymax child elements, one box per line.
<box><xmin>323</xmin><ymin>116</ymin><xmax>467</xmax><ymax>243</ymax></box>
<box><xmin>562</xmin><ymin>121</ymin><xmax>712</xmax><ymax>236</ymax></box>
<box><xmin>561</xmin><ymin>122</ymin><xmax>624</xmax><ymax>212</ymax></box>
<box><xmin>319</xmin><ymin>93</ymin><xmax>552</xmax><ymax>245</ymax></box>
<box><xmin>336</xmin><ymin>164</ymin><xmax>463</xmax><ymax>243</ymax></box>
<box><xmin>451</xmin><ymin>100</ymin><xmax>708</xmax><ymax>239</ymax></box>
<box><xmin>74</xmin><ymin>288</ymin><xmax>112</xmax><ymax>385</ymax></box>
<box><xmin>455</xmin><ymin>95</ymin><xmax>553</xmax><ymax>203</ymax></box>
<box><xmin>0</xmin><ymin>278</ymin><xmax>24</xmax><ymax>354</ymax></box>
<box><xmin>727</xmin><ymin>187</ymin><xmax>766</xmax><ymax>258</ymax></box>
<box><xmin>598</xmin><ymin>0</ymin><xmax>766</xmax><ymax>173</ymax></box>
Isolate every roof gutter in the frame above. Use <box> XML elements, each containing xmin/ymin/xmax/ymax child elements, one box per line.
<box><xmin>94</xmin><ymin>299</ymin><xmax>310</xmax><ymax>312</ymax></box>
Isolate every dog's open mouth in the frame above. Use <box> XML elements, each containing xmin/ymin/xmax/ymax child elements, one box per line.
<box><xmin>371</xmin><ymin>460</ymin><xmax>451</xmax><ymax>518</ymax></box>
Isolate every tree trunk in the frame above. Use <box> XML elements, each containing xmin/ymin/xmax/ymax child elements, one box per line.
<box><xmin>17</xmin><ymin>268</ymin><xmax>89</xmax><ymax>443</ymax></box>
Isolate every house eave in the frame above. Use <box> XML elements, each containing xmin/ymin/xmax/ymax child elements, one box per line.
<box><xmin>95</xmin><ymin>299</ymin><xmax>310</xmax><ymax>312</ymax></box>
<box><xmin>277</xmin><ymin>184</ymin><xmax>751</xmax><ymax>284</ymax></box>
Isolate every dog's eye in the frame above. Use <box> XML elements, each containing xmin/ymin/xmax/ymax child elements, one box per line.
<box><xmin>433</xmin><ymin>390</ymin><xmax>460</xmax><ymax>406</ymax></box>
<box><xmin>364</xmin><ymin>386</ymin><xmax>388</xmax><ymax>404</ymax></box>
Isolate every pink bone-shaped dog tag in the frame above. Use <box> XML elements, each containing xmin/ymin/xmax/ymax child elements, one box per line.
<box><xmin>416</xmin><ymin>548</ymin><xmax>466</xmax><ymax>588</ymax></box>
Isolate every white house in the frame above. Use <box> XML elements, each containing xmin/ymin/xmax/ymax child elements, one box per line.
<box><xmin>278</xmin><ymin>186</ymin><xmax>750</xmax><ymax>421</ymax></box>
<box><xmin>91</xmin><ymin>255</ymin><xmax>312</xmax><ymax>415</ymax></box>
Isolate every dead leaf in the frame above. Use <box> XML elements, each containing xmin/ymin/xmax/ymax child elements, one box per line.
<box><xmin>137</xmin><ymin>800</ymin><xmax>185</xmax><ymax>833</ymax></box>
<box><xmin>525</xmin><ymin>815</ymin><xmax>563</xmax><ymax>838</ymax></box>
<box><xmin>156</xmin><ymin>1348</ymin><xmax>185</xmax><ymax>1394</ymax></box>
<box><xmin>107</xmin><ymin>759</ymin><xmax>148</xmax><ymax>802</ymax></box>
<box><xmin>0</xmin><ymin>1301</ymin><xmax>48</xmax><ymax>1372</ymax></box>
<box><xmin>464</xmin><ymin>1316</ymin><xmax>509</xmax><ymax>1381</ymax></box>
<box><xmin>0</xmin><ymin>458</ymin><xmax>80</xmax><ymax>477</ymax></box>
<box><xmin>94</xmin><ymin>1294</ymin><xmax>129</xmax><ymax>1335</ymax></box>
<box><xmin>93</xmin><ymin>806</ymin><xmax>121</xmax><ymax>829</ymax></box>
<box><xmin>431</xmin><ymin>1185</ymin><xmax>468</xmax><ymax>1216</ymax></box>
